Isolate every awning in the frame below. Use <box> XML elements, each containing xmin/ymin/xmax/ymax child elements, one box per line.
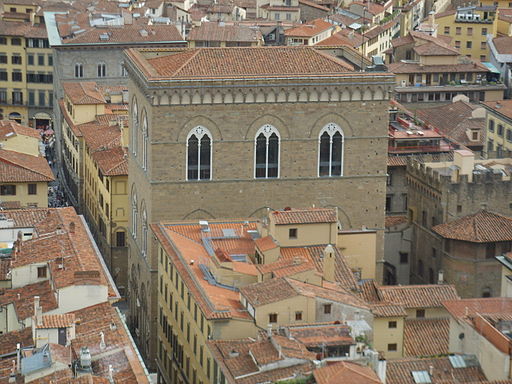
<box><xmin>482</xmin><ymin>62</ymin><xmax>500</xmax><ymax>74</ymax></box>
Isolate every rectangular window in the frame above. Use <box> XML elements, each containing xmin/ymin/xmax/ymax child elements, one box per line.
<box><xmin>489</xmin><ymin>119</ymin><xmax>495</xmax><ymax>132</ymax></box>
<box><xmin>0</xmin><ymin>71</ymin><xmax>6</xmax><ymax>81</ymax></box>
<box><xmin>324</xmin><ymin>304</ymin><xmax>332</xmax><ymax>314</ymax></box>
<box><xmin>387</xmin><ymin>343</ymin><xmax>398</xmax><ymax>352</ymax></box>
<box><xmin>48</xmin><ymin>55</ymin><xmax>53</xmax><ymax>66</ymax></box>
<box><xmin>27</xmin><ymin>54</ymin><xmax>34</xmax><ymax>65</ymax></box>
<box><xmin>28</xmin><ymin>183</ymin><xmax>37</xmax><ymax>195</ymax></box>
<box><xmin>416</xmin><ymin>309</ymin><xmax>425</xmax><ymax>318</ymax></box>
<box><xmin>481</xmin><ymin>42</ymin><xmax>486</xmax><ymax>50</ymax></box>
<box><xmin>37</xmin><ymin>54</ymin><xmax>44</xmax><ymax>66</ymax></box>
<box><xmin>0</xmin><ymin>185</ymin><xmax>16</xmax><ymax>195</ymax></box>
<box><xmin>444</xmin><ymin>26</ymin><xmax>450</xmax><ymax>34</ymax></box>
<box><xmin>288</xmin><ymin>228</ymin><xmax>297</xmax><ymax>239</ymax></box>
<box><xmin>295</xmin><ymin>311</ymin><xmax>302</xmax><ymax>321</ymax></box>
<box><xmin>456</xmin><ymin>27</ymin><xmax>461</xmax><ymax>35</ymax></box>
<box><xmin>11</xmin><ymin>55</ymin><xmax>21</xmax><ymax>65</ymax></box>
<box><xmin>269</xmin><ymin>313</ymin><xmax>278</xmax><ymax>323</ymax></box>
<box><xmin>11</xmin><ymin>38</ymin><xmax>21</xmax><ymax>46</ymax></box>
<box><xmin>38</xmin><ymin>91</ymin><xmax>45</xmax><ymax>106</ymax></box>
<box><xmin>498</xmin><ymin>124</ymin><xmax>504</xmax><ymax>137</ymax></box>
<box><xmin>482</xmin><ymin>27</ymin><xmax>487</xmax><ymax>35</ymax></box>
<box><xmin>386</xmin><ymin>195</ymin><xmax>392</xmax><ymax>212</ymax></box>
<box><xmin>0</xmin><ymin>37</ymin><xmax>6</xmax><ymax>45</ymax></box>
<box><xmin>37</xmin><ymin>266</ymin><xmax>47</xmax><ymax>278</ymax></box>
<box><xmin>507</xmin><ymin>129</ymin><xmax>512</xmax><ymax>142</ymax></box>
<box><xmin>12</xmin><ymin>71</ymin><xmax>22</xmax><ymax>81</ymax></box>
<box><xmin>455</xmin><ymin>40</ymin><xmax>461</xmax><ymax>49</ymax></box>
<box><xmin>480</xmin><ymin>55</ymin><xmax>486</xmax><ymax>61</ymax></box>
<box><xmin>388</xmin><ymin>321</ymin><xmax>397</xmax><ymax>328</ymax></box>
<box><xmin>466</xmin><ymin>41</ymin><xmax>472</xmax><ymax>48</ymax></box>
<box><xmin>116</xmin><ymin>231</ymin><xmax>126</xmax><ymax>247</ymax></box>
<box><xmin>399</xmin><ymin>252</ymin><xmax>408</xmax><ymax>264</ymax></box>
<box><xmin>467</xmin><ymin>27</ymin><xmax>473</xmax><ymax>36</ymax></box>
<box><xmin>28</xmin><ymin>91</ymin><xmax>35</xmax><ymax>106</ymax></box>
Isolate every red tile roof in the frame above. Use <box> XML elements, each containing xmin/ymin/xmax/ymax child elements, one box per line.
<box><xmin>387</xmin><ymin>61</ymin><xmax>488</xmax><ymax>74</ymax></box>
<box><xmin>36</xmin><ymin>313</ymin><xmax>76</xmax><ymax>329</ymax></box>
<box><xmin>188</xmin><ymin>23</ymin><xmax>263</xmax><ymax>43</ymax></box>
<box><xmin>63</xmin><ymin>82</ymin><xmax>105</xmax><ymax>105</ymax></box>
<box><xmin>92</xmin><ymin>146</ymin><xmax>128</xmax><ymax>176</ymax></box>
<box><xmin>443</xmin><ymin>297</ymin><xmax>512</xmax><ymax>321</ymax></box>
<box><xmin>271</xmin><ymin>208</ymin><xmax>337</xmax><ymax>225</ymax></box>
<box><xmin>432</xmin><ymin>210</ymin><xmax>512</xmax><ymax>243</ymax></box>
<box><xmin>370</xmin><ymin>303</ymin><xmax>407</xmax><ymax>317</ymax></box>
<box><xmin>0</xmin><ymin>208</ymin><xmax>50</xmax><ymax>227</ymax></box>
<box><xmin>386</xmin><ymin>356</ymin><xmax>487</xmax><ymax>384</ymax></box>
<box><xmin>482</xmin><ymin>99</ymin><xmax>512</xmax><ymax>121</ymax></box>
<box><xmin>403</xmin><ymin>318</ymin><xmax>449</xmax><ymax>356</ymax></box>
<box><xmin>127</xmin><ymin>46</ymin><xmax>360</xmax><ymax>80</ymax></box>
<box><xmin>385</xmin><ymin>215</ymin><xmax>408</xmax><ymax>228</ymax></box>
<box><xmin>287</xmin><ymin>323</ymin><xmax>354</xmax><ymax>347</ymax></box>
<box><xmin>0</xmin><ymin>120</ymin><xmax>40</xmax><ymax>140</ymax></box>
<box><xmin>0</xmin><ymin>327</ymin><xmax>33</xmax><ymax>355</ymax></box>
<box><xmin>314</xmin><ymin>361</ymin><xmax>382</xmax><ymax>384</ymax></box>
<box><xmin>0</xmin><ymin>149</ymin><xmax>54</xmax><ymax>183</ymax></box>
<box><xmin>0</xmin><ymin>281</ymin><xmax>58</xmax><ymax>321</ymax></box>
<box><xmin>284</xmin><ymin>18</ymin><xmax>334</xmax><ymax>37</ymax></box>
<box><xmin>378</xmin><ymin>284</ymin><xmax>460</xmax><ymax>309</ymax></box>
<box><xmin>298</xmin><ymin>0</ymin><xmax>330</xmax><ymax>11</ymax></box>
<box><xmin>254</xmin><ymin>235</ymin><xmax>279</xmax><ymax>252</ymax></box>
<box><xmin>493</xmin><ymin>36</ymin><xmax>512</xmax><ymax>55</ymax></box>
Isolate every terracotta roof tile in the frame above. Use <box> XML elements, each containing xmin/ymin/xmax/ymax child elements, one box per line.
<box><xmin>188</xmin><ymin>23</ymin><xmax>263</xmax><ymax>43</ymax></box>
<box><xmin>0</xmin><ymin>327</ymin><xmax>33</xmax><ymax>355</ymax></box>
<box><xmin>314</xmin><ymin>361</ymin><xmax>382</xmax><ymax>384</ymax></box>
<box><xmin>0</xmin><ymin>281</ymin><xmax>58</xmax><ymax>320</ymax></box>
<box><xmin>254</xmin><ymin>235</ymin><xmax>279</xmax><ymax>252</ymax></box>
<box><xmin>378</xmin><ymin>284</ymin><xmax>460</xmax><ymax>309</ymax></box>
<box><xmin>240</xmin><ymin>277</ymin><xmax>298</xmax><ymax>307</ymax></box>
<box><xmin>298</xmin><ymin>0</ymin><xmax>330</xmax><ymax>11</ymax></box>
<box><xmin>493</xmin><ymin>36</ymin><xmax>512</xmax><ymax>55</ymax></box>
<box><xmin>79</xmin><ymin>117</ymin><xmax>123</xmax><ymax>153</ymax></box>
<box><xmin>129</xmin><ymin>46</ymin><xmax>356</xmax><ymax>80</ymax></box>
<box><xmin>385</xmin><ymin>216</ymin><xmax>408</xmax><ymax>228</ymax></box>
<box><xmin>443</xmin><ymin>297</ymin><xmax>512</xmax><ymax>321</ymax></box>
<box><xmin>387</xmin><ymin>61</ymin><xmax>488</xmax><ymax>74</ymax></box>
<box><xmin>36</xmin><ymin>313</ymin><xmax>76</xmax><ymax>329</ymax></box>
<box><xmin>287</xmin><ymin>323</ymin><xmax>354</xmax><ymax>347</ymax></box>
<box><xmin>0</xmin><ymin>149</ymin><xmax>54</xmax><ymax>182</ymax></box>
<box><xmin>271</xmin><ymin>334</ymin><xmax>317</xmax><ymax>360</ymax></box>
<box><xmin>433</xmin><ymin>210</ymin><xmax>512</xmax><ymax>243</ymax></box>
<box><xmin>271</xmin><ymin>208</ymin><xmax>337</xmax><ymax>225</ymax></box>
<box><xmin>483</xmin><ymin>99</ymin><xmax>512</xmax><ymax>121</ymax></box>
<box><xmin>63</xmin><ymin>82</ymin><xmax>105</xmax><ymax>105</ymax></box>
<box><xmin>91</xmin><ymin>146</ymin><xmax>128</xmax><ymax>176</ymax></box>
<box><xmin>0</xmin><ymin>121</ymin><xmax>40</xmax><ymax>140</ymax></box>
<box><xmin>371</xmin><ymin>303</ymin><xmax>407</xmax><ymax>317</ymax></box>
<box><xmin>386</xmin><ymin>356</ymin><xmax>487</xmax><ymax>384</ymax></box>
<box><xmin>403</xmin><ymin>318</ymin><xmax>449</xmax><ymax>356</ymax></box>
<box><xmin>284</xmin><ymin>18</ymin><xmax>334</xmax><ymax>37</ymax></box>
<box><xmin>0</xmin><ymin>208</ymin><xmax>50</xmax><ymax>227</ymax></box>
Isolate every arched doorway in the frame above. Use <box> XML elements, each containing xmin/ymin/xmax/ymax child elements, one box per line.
<box><xmin>32</xmin><ymin>112</ymin><xmax>51</xmax><ymax>130</ymax></box>
<box><xmin>8</xmin><ymin>112</ymin><xmax>21</xmax><ymax>123</ymax></box>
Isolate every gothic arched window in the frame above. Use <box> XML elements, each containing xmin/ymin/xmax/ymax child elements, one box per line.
<box><xmin>142</xmin><ymin>111</ymin><xmax>148</xmax><ymax>170</ymax></box>
<box><xmin>255</xmin><ymin>124</ymin><xmax>280</xmax><ymax>178</ymax></box>
<box><xmin>318</xmin><ymin>123</ymin><xmax>344</xmax><ymax>177</ymax></box>
<box><xmin>187</xmin><ymin>126</ymin><xmax>212</xmax><ymax>181</ymax></box>
<box><xmin>132</xmin><ymin>98</ymin><xmax>138</xmax><ymax>156</ymax></box>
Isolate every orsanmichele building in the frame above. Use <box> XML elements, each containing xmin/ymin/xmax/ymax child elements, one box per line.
<box><xmin>123</xmin><ymin>46</ymin><xmax>394</xmax><ymax>367</ymax></box>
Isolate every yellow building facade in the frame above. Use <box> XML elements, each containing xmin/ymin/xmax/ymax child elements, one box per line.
<box><xmin>482</xmin><ymin>99</ymin><xmax>512</xmax><ymax>157</ymax></box>
<box><xmin>436</xmin><ymin>7</ymin><xmax>498</xmax><ymax>62</ymax></box>
<box><xmin>0</xmin><ymin>0</ymin><xmax>53</xmax><ymax>127</ymax></box>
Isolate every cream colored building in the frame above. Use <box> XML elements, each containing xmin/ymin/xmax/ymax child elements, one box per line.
<box><xmin>482</xmin><ymin>99</ymin><xmax>512</xmax><ymax>157</ymax></box>
<box><xmin>0</xmin><ymin>120</ymin><xmax>42</xmax><ymax>156</ymax></box>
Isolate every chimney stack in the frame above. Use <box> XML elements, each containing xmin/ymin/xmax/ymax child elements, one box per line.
<box><xmin>437</xmin><ymin>270</ymin><xmax>444</xmax><ymax>284</ymax></box>
<box><xmin>34</xmin><ymin>296</ymin><xmax>42</xmax><ymax>326</ymax></box>
<box><xmin>322</xmin><ymin>244</ymin><xmax>336</xmax><ymax>282</ymax></box>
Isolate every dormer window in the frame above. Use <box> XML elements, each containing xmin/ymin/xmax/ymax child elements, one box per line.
<box><xmin>471</xmin><ymin>130</ymin><xmax>479</xmax><ymax>141</ymax></box>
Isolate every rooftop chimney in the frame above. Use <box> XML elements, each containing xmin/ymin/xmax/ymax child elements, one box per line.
<box><xmin>69</xmin><ymin>222</ymin><xmax>75</xmax><ymax>234</ymax></box>
<box><xmin>100</xmin><ymin>332</ymin><xmax>106</xmax><ymax>350</ymax></box>
<box><xmin>199</xmin><ymin>220</ymin><xmax>210</xmax><ymax>233</ymax></box>
<box><xmin>34</xmin><ymin>296</ymin><xmax>42</xmax><ymax>326</ymax></box>
<box><xmin>108</xmin><ymin>364</ymin><xmax>114</xmax><ymax>383</ymax></box>
<box><xmin>322</xmin><ymin>244</ymin><xmax>336</xmax><ymax>282</ymax></box>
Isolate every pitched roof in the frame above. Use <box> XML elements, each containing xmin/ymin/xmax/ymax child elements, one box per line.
<box><xmin>127</xmin><ymin>46</ymin><xmax>359</xmax><ymax>80</ymax></box>
<box><xmin>0</xmin><ymin>327</ymin><xmax>33</xmax><ymax>355</ymax></box>
<box><xmin>0</xmin><ymin>280</ymin><xmax>58</xmax><ymax>320</ymax></box>
<box><xmin>403</xmin><ymin>318</ymin><xmax>450</xmax><ymax>357</ymax></box>
<box><xmin>314</xmin><ymin>361</ymin><xmax>382</xmax><ymax>384</ymax></box>
<box><xmin>298</xmin><ymin>0</ymin><xmax>330</xmax><ymax>11</ymax></box>
<box><xmin>432</xmin><ymin>210</ymin><xmax>512</xmax><ymax>243</ymax></box>
<box><xmin>493</xmin><ymin>36</ymin><xmax>512</xmax><ymax>55</ymax></box>
<box><xmin>378</xmin><ymin>284</ymin><xmax>460</xmax><ymax>309</ymax></box>
<box><xmin>386</xmin><ymin>356</ymin><xmax>487</xmax><ymax>384</ymax></box>
<box><xmin>79</xmin><ymin>116</ymin><xmax>123</xmax><ymax>153</ymax></box>
<box><xmin>92</xmin><ymin>146</ymin><xmax>128</xmax><ymax>176</ymax></box>
<box><xmin>188</xmin><ymin>23</ymin><xmax>262</xmax><ymax>43</ymax></box>
<box><xmin>0</xmin><ymin>149</ymin><xmax>54</xmax><ymax>182</ymax></box>
<box><xmin>387</xmin><ymin>61</ymin><xmax>488</xmax><ymax>74</ymax></box>
<box><xmin>370</xmin><ymin>303</ymin><xmax>408</xmax><ymax>318</ymax></box>
<box><xmin>284</xmin><ymin>18</ymin><xmax>333</xmax><ymax>37</ymax></box>
<box><xmin>0</xmin><ymin>120</ymin><xmax>40</xmax><ymax>140</ymax></box>
<box><xmin>0</xmin><ymin>208</ymin><xmax>50</xmax><ymax>227</ymax></box>
<box><xmin>254</xmin><ymin>235</ymin><xmax>279</xmax><ymax>252</ymax></box>
<box><xmin>63</xmin><ymin>82</ymin><xmax>105</xmax><ymax>105</ymax></box>
<box><xmin>443</xmin><ymin>297</ymin><xmax>512</xmax><ymax>321</ymax></box>
<box><xmin>271</xmin><ymin>208</ymin><xmax>337</xmax><ymax>225</ymax></box>
<box><xmin>36</xmin><ymin>313</ymin><xmax>76</xmax><ymax>329</ymax></box>
<box><xmin>286</xmin><ymin>323</ymin><xmax>354</xmax><ymax>347</ymax></box>
<box><xmin>385</xmin><ymin>215</ymin><xmax>408</xmax><ymax>228</ymax></box>
<box><xmin>240</xmin><ymin>277</ymin><xmax>299</xmax><ymax>306</ymax></box>
<box><xmin>482</xmin><ymin>99</ymin><xmax>512</xmax><ymax>121</ymax></box>
<box><xmin>316</xmin><ymin>28</ymin><xmax>367</xmax><ymax>48</ymax></box>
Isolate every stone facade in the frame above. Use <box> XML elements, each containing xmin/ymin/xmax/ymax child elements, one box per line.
<box><xmin>406</xmin><ymin>156</ymin><xmax>512</xmax><ymax>296</ymax></box>
<box><xmin>124</xmin><ymin>48</ymin><xmax>395</xmax><ymax>368</ymax></box>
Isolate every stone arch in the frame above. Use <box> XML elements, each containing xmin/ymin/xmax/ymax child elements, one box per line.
<box><xmin>363</xmin><ymin>87</ymin><xmax>373</xmax><ymax>101</ymax></box>
<box><xmin>213</xmin><ymin>91</ymin><xmax>223</xmax><ymax>104</ymax></box>
<box><xmin>266</xmin><ymin>91</ymin><xmax>276</xmax><ymax>103</ymax></box>
<box><xmin>234</xmin><ymin>91</ymin><xmax>244</xmax><ymax>103</ymax></box>
<box><xmin>244</xmin><ymin>114</ymin><xmax>290</xmax><ymax>140</ymax></box>
<box><xmin>191</xmin><ymin>91</ymin><xmax>201</xmax><ymax>104</ymax></box>
<box><xmin>177</xmin><ymin>115</ymin><xmax>222</xmax><ymax>142</ymax></box>
<box><xmin>152</xmin><ymin>94</ymin><xmax>159</xmax><ymax>106</ymax></box>
<box><xmin>224</xmin><ymin>92</ymin><xmax>233</xmax><ymax>104</ymax></box>
<box><xmin>308</xmin><ymin>112</ymin><xmax>355</xmax><ymax>138</ymax></box>
<box><xmin>325</xmin><ymin>204</ymin><xmax>352</xmax><ymax>229</ymax></box>
<box><xmin>351</xmin><ymin>88</ymin><xmax>361</xmax><ymax>101</ymax></box>
<box><xmin>248</xmin><ymin>206</ymin><xmax>275</xmax><ymax>218</ymax></box>
<box><xmin>181</xmin><ymin>91</ymin><xmax>191</xmax><ymax>105</ymax></box>
<box><xmin>256</xmin><ymin>90</ymin><xmax>265</xmax><ymax>103</ymax></box>
<box><xmin>298</xmin><ymin>88</ymin><xmax>308</xmax><ymax>102</ymax></box>
<box><xmin>170</xmin><ymin>92</ymin><xmax>180</xmax><ymax>105</ymax></box>
<box><xmin>288</xmin><ymin>90</ymin><xmax>297</xmax><ymax>102</ymax></box>
<box><xmin>203</xmin><ymin>92</ymin><xmax>212</xmax><ymax>104</ymax></box>
<box><xmin>277</xmin><ymin>89</ymin><xmax>287</xmax><ymax>102</ymax></box>
<box><xmin>245</xmin><ymin>92</ymin><xmax>255</xmax><ymax>103</ymax></box>
<box><xmin>373</xmin><ymin>86</ymin><xmax>384</xmax><ymax>100</ymax></box>
<box><xmin>320</xmin><ymin>89</ymin><xmax>330</xmax><ymax>101</ymax></box>
<box><xmin>160</xmin><ymin>94</ymin><xmax>169</xmax><ymax>105</ymax></box>
<box><xmin>340</xmin><ymin>89</ymin><xmax>350</xmax><ymax>101</ymax></box>
<box><xmin>182</xmin><ymin>208</ymin><xmax>216</xmax><ymax>220</ymax></box>
<box><xmin>330</xmin><ymin>89</ymin><xmax>340</xmax><ymax>101</ymax></box>
<box><xmin>309</xmin><ymin>89</ymin><xmax>319</xmax><ymax>102</ymax></box>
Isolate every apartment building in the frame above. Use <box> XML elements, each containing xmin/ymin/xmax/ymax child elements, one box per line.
<box><xmin>387</xmin><ymin>31</ymin><xmax>505</xmax><ymax>104</ymax></box>
<box><xmin>482</xmin><ymin>99</ymin><xmax>512</xmax><ymax>157</ymax></box>
<box><xmin>407</xmin><ymin>150</ymin><xmax>512</xmax><ymax>296</ymax></box>
<box><xmin>256</xmin><ymin>0</ymin><xmax>301</xmax><ymax>21</ymax></box>
<box><xmin>284</xmin><ymin>18</ymin><xmax>335</xmax><ymax>46</ymax></box>
<box><xmin>436</xmin><ymin>6</ymin><xmax>498</xmax><ymax>61</ymax></box>
<box><xmin>59</xmin><ymin>81</ymin><xmax>129</xmax><ymax>289</ymax></box>
<box><xmin>124</xmin><ymin>45</ymin><xmax>394</xmax><ymax>367</ymax></box>
<box><xmin>487</xmin><ymin>36</ymin><xmax>512</xmax><ymax>98</ymax></box>
<box><xmin>496</xmin><ymin>252</ymin><xmax>512</xmax><ymax>297</ymax></box>
<box><xmin>0</xmin><ymin>0</ymin><xmax>53</xmax><ymax>128</ymax></box>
